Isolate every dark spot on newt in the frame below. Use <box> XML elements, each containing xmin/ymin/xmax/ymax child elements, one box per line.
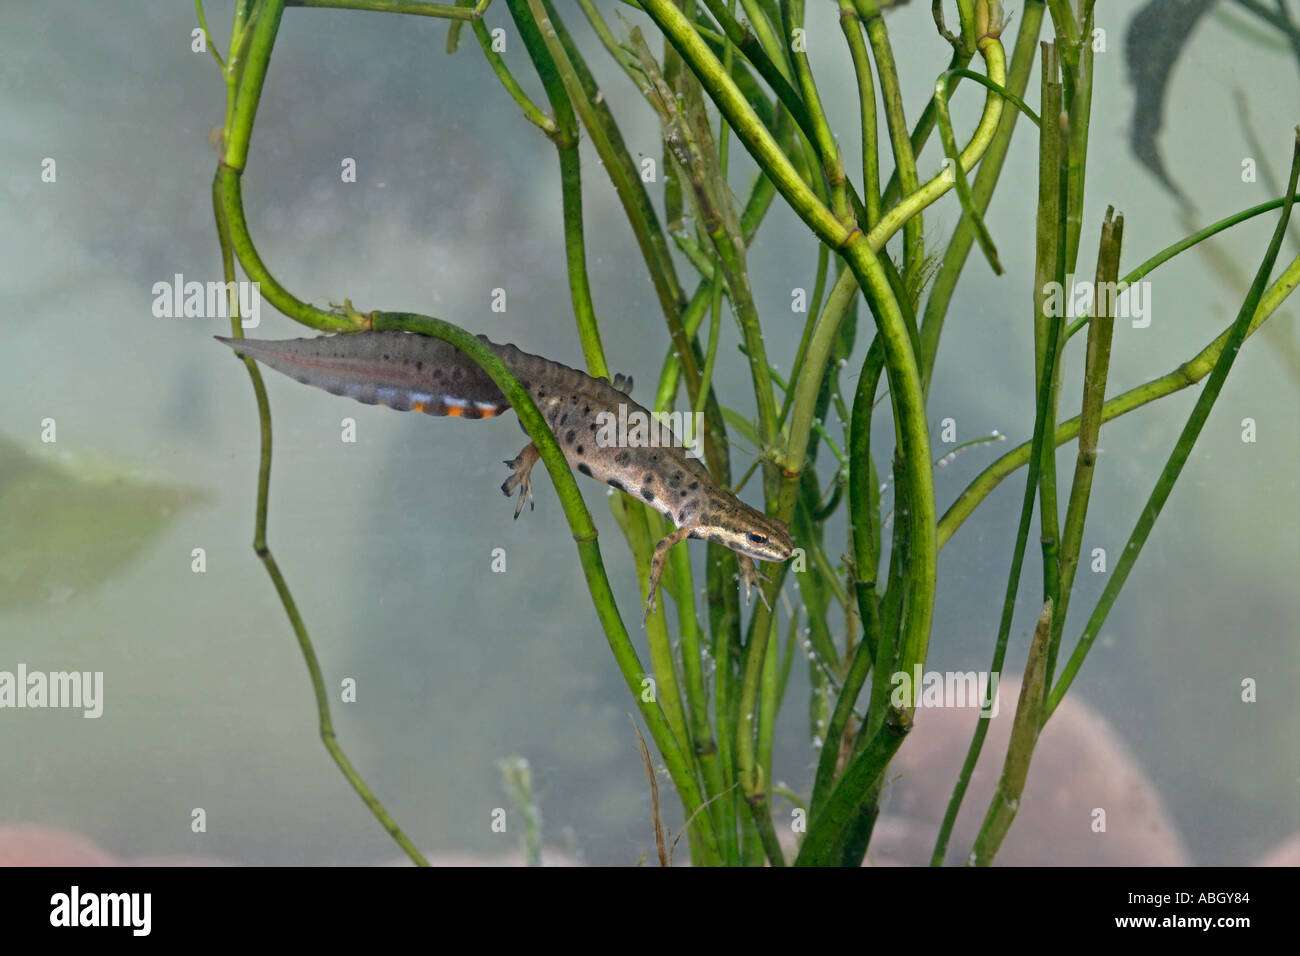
<box><xmin>576</xmin><ymin>445</ymin><xmax>584</xmax><ymax>455</ymax></box>
<box><xmin>565</xmin><ymin>430</ymin><xmax>576</xmax><ymax>444</ymax></box>
<box><xmin>615</xmin><ymin>451</ymin><xmax>630</xmax><ymax>466</ymax></box>
<box><xmin>577</xmin><ymin>463</ymin><xmax>593</xmax><ymax>477</ymax></box>
<box><xmin>642</xmin><ymin>487</ymin><xmax>655</xmax><ymax>502</ymax></box>
<box><xmin>608</xmin><ymin>478</ymin><xmax>624</xmax><ymax>492</ymax></box>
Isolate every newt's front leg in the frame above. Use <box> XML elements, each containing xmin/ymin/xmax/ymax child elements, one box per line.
<box><xmin>501</xmin><ymin>442</ymin><xmax>541</xmax><ymax>519</ymax></box>
<box><xmin>644</xmin><ymin>522</ymin><xmax>699</xmax><ymax>626</ymax></box>
<box><xmin>736</xmin><ymin>553</ymin><xmax>773</xmax><ymax>612</ymax></box>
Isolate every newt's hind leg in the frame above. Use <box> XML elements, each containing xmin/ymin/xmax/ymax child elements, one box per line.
<box><xmin>501</xmin><ymin>442</ymin><xmax>542</xmax><ymax>519</ymax></box>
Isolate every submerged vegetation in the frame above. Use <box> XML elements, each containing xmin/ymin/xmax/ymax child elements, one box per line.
<box><xmin>198</xmin><ymin>0</ymin><xmax>1299</xmax><ymax>866</ymax></box>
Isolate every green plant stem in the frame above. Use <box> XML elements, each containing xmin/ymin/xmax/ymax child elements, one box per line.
<box><xmin>499</xmin><ymin>757</ymin><xmax>543</xmax><ymax>867</ymax></box>
<box><xmin>463</xmin><ymin>7</ymin><xmax>556</xmax><ymax>134</ymax></box>
<box><xmin>809</xmin><ymin>338</ymin><xmax>885</xmax><ymax>815</ymax></box>
<box><xmin>919</xmin><ymin>0</ymin><xmax>1045</xmax><ymax>392</ymax></box>
<box><xmin>865</xmin><ymin>39</ymin><xmax>1007</xmax><ymax>254</ymax></box>
<box><xmin>793</xmin><ymin>708</ymin><xmax>909</xmax><ymax>864</ymax></box>
<box><xmin>968</xmin><ymin>598</ymin><xmax>1053</xmax><ymax>864</ymax></box>
<box><xmin>522</xmin><ymin>0</ymin><xmax>691</xmax><ymax>376</ymax></box>
<box><xmin>1034</xmin><ymin>49</ymin><xmax>1066</xmax><ymax>641</ymax></box>
<box><xmin>930</xmin><ymin>62</ymin><xmax>1070</xmax><ymax>863</ymax></box>
<box><xmin>211</xmin><ymin>170</ymin><xmax>428</xmax><ymax>866</ymax></box>
<box><xmin>838</xmin><ymin>0</ymin><xmax>881</xmax><ymax>229</ymax></box>
<box><xmin>781</xmin><ymin>0</ymin><xmax>851</xmax><ymax>224</ymax></box>
<box><xmin>504</xmin><ymin>1</ymin><xmax>609</xmax><ymax>376</ymax></box>
<box><xmin>854</xmin><ymin>0</ymin><xmax>923</xmax><ymax>279</ymax></box>
<box><xmin>1048</xmin><ymin>207</ymin><xmax>1122</xmax><ymax>685</ymax></box>
<box><xmin>1047</xmin><ymin>133</ymin><xmax>1300</xmax><ymax>718</ymax></box>
<box><xmin>370</xmin><ymin>311</ymin><xmax>721</xmax><ymax>859</ymax></box>
<box><xmin>939</xmin><ymin>206</ymin><xmax>1300</xmax><ymax>550</ymax></box>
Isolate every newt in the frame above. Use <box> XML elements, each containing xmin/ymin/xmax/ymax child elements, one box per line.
<box><xmin>216</xmin><ymin>330</ymin><xmax>793</xmax><ymax>621</ymax></box>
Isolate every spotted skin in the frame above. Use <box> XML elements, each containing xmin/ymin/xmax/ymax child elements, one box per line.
<box><xmin>216</xmin><ymin>331</ymin><xmax>793</xmax><ymax>620</ymax></box>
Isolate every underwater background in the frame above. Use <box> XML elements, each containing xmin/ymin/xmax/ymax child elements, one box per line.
<box><xmin>1</xmin><ymin>0</ymin><xmax>1296</xmax><ymax>865</ymax></box>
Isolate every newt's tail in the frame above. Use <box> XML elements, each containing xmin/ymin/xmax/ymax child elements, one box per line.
<box><xmin>215</xmin><ymin>331</ymin><xmax>512</xmax><ymax>419</ymax></box>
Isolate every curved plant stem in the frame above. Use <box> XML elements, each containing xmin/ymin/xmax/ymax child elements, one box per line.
<box><xmin>211</xmin><ymin>177</ymin><xmax>429</xmax><ymax>867</ymax></box>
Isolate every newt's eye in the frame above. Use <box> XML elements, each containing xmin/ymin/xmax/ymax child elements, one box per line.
<box><xmin>748</xmin><ymin>533</ymin><xmax>768</xmax><ymax>546</ymax></box>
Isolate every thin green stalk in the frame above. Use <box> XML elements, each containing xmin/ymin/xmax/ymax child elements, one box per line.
<box><xmin>499</xmin><ymin>757</ymin><xmax>543</xmax><ymax>867</ymax></box>
<box><xmin>212</xmin><ymin>169</ymin><xmax>430</xmax><ymax>868</ymax></box>
<box><xmin>865</xmin><ymin>33</ymin><xmax>1007</xmax><ymax>255</ymax></box>
<box><xmin>854</xmin><ymin>0</ymin><xmax>923</xmax><ymax>280</ymax></box>
<box><xmin>461</xmin><ymin>8</ymin><xmax>556</xmax><ymax>134</ymax></box>
<box><xmin>1062</xmin><ymin>1</ymin><xmax>1095</xmax><ymax>276</ymax></box>
<box><xmin>666</xmin><ymin>512</ymin><xmax>731</xmax><ymax>862</ymax></box>
<box><xmin>876</xmin><ymin>0</ymin><xmax>979</xmax><ymax>210</ymax></box>
<box><xmin>370</xmin><ymin>311</ymin><xmax>721</xmax><ymax>859</ymax></box>
<box><xmin>934</xmin><ymin>66</ymin><xmax>1003</xmax><ymax>273</ymax></box>
<box><xmin>1047</xmin><ymin>132</ymin><xmax>1300</xmax><ymax>718</ymax></box>
<box><xmin>522</xmin><ymin>0</ymin><xmax>693</xmax><ymax>382</ymax></box>
<box><xmin>939</xmin><ymin>200</ymin><xmax>1300</xmax><ymax>549</ymax></box>
<box><xmin>968</xmin><ymin>598</ymin><xmax>1053</xmax><ymax>864</ymax></box>
<box><xmin>809</xmin><ymin>338</ymin><xmax>885</xmax><ymax>815</ymax></box>
<box><xmin>781</xmin><ymin>0</ymin><xmax>851</xmax><ymax>224</ymax></box>
<box><xmin>1048</xmin><ymin>207</ymin><xmax>1122</xmax><ymax>686</ymax></box>
<box><xmin>756</xmin><ymin>608</ymin><xmax>781</xmax><ymax>846</ymax></box>
<box><xmin>838</xmin><ymin>0</ymin><xmax>881</xmax><ymax>229</ymax></box>
<box><xmin>930</xmin><ymin>61</ymin><xmax>1070</xmax><ymax>863</ymax></box>
<box><xmin>920</xmin><ymin>0</ymin><xmax>1045</xmax><ymax>393</ymax></box>
<box><xmin>1035</xmin><ymin>56</ymin><xmax>1067</xmax><ymax>635</ymax></box>
<box><xmin>511</xmin><ymin>0</ymin><xmax>611</xmax><ymax>373</ymax></box>
<box><xmin>782</xmin><ymin>267</ymin><xmax>860</xmax><ymax>477</ymax></box>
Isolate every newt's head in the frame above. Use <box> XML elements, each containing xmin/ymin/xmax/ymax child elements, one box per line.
<box><xmin>714</xmin><ymin>501</ymin><xmax>795</xmax><ymax>564</ymax></box>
